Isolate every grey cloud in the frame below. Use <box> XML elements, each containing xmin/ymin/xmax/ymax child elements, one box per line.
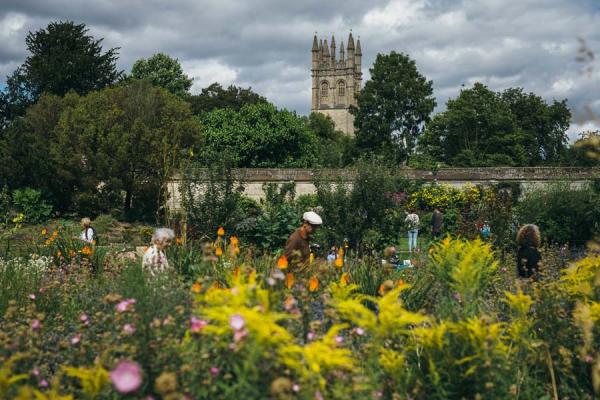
<box><xmin>0</xmin><ymin>0</ymin><xmax>599</xmax><ymax>138</ymax></box>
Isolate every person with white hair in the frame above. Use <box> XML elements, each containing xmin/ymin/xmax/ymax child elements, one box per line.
<box><xmin>284</xmin><ymin>211</ymin><xmax>322</xmax><ymax>270</ymax></box>
<box><xmin>80</xmin><ymin>217</ymin><xmax>96</xmax><ymax>244</ymax></box>
<box><xmin>142</xmin><ymin>228</ymin><xmax>175</xmax><ymax>276</ymax></box>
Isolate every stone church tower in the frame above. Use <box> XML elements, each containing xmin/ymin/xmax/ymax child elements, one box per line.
<box><xmin>311</xmin><ymin>32</ymin><xmax>362</xmax><ymax>135</ymax></box>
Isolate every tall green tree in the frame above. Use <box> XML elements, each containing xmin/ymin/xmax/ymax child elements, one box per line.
<box><xmin>352</xmin><ymin>51</ymin><xmax>436</xmax><ymax>162</ymax></box>
<box><xmin>0</xmin><ymin>21</ymin><xmax>121</xmax><ymax>126</ymax></box>
<box><xmin>189</xmin><ymin>82</ymin><xmax>267</xmax><ymax>115</ymax></box>
<box><xmin>54</xmin><ymin>81</ymin><xmax>200</xmax><ymax>219</ymax></box>
<box><xmin>501</xmin><ymin>88</ymin><xmax>570</xmax><ymax>165</ymax></box>
<box><xmin>130</xmin><ymin>53</ymin><xmax>192</xmax><ymax>98</ymax></box>
<box><xmin>305</xmin><ymin>112</ymin><xmax>355</xmax><ymax>167</ymax></box>
<box><xmin>198</xmin><ymin>103</ymin><xmax>318</xmax><ymax>167</ymax></box>
<box><xmin>419</xmin><ymin>83</ymin><xmax>526</xmax><ymax>166</ymax></box>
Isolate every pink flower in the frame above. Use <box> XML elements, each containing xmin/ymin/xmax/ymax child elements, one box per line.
<box><xmin>233</xmin><ymin>329</ymin><xmax>248</xmax><ymax>343</ymax></box>
<box><xmin>110</xmin><ymin>360</ymin><xmax>142</xmax><ymax>394</ymax></box>
<box><xmin>335</xmin><ymin>335</ymin><xmax>344</xmax><ymax>344</ymax></box>
<box><xmin>123</xmin><ymin>324</ymin><xmax>136</xmax><ymax>334</ymax></box>
<box><xmin>116</xmin><ymin>299</ymin><xmax>136</xmax><ymax>313</ymax></box>
<box><xmin>375</xmin><ymin>391</ymin><xmax>384</xmax><ymax>398</ymax></box>
<box><xmin>210</xmin><ymin>366</ymin><xmax>220</xmax><ymax>377</ymax></box>
<box><xmin>31</xmin><ymin>319</ymin><xmax>42</xmax><ymax>331</ymax></box>
<box><xmin>267</xmin><ymin>277</ymin><xmax>276</xmax><ymax>286</ymax></box>
<box><xmin>315</xmin><ymin>391</ymin><xmax>324</xmax><ymax>400</ymax></box>
<box><xmin>31</xmin><ymin>367</ymin><xmax>40</xmax><ymax>377</ymax></box>
<box><xmin>39</xmin><ymin>379</ymin><xmax>49</xmax><ymax>388</ymax></box>
<box><xmin>307</xmin><ymin>332</ymin><xmax>316</xmax><ymax>341</ymax></box>
<box><xmin>355</xmin><ymin>327</ymin><xmax>365</xmax><ymax>336</ymax></box>
<box><xmin>28</xmin><ymin>293</ymin><xmax>36</xmax><ymax>300</ymax></box>
<box><xmin>229</xmin><ymin>314</ymin><xmax>245</xmax><ymax>331</ymax></box>
<box><xmin>292</xmin><ymin>384</ymin><xmax>300</xmax><ymax>392</ymax></box>
<box><xmin>79</xmin><ymin>313</ymin><xmax>89</xmax><ymax>325</ymax></box>
<box><xmin>190</xmin><ymin>317</ymin><xmax>208</xmax><ymax>333</ymax></box>
<box><xmin>38</xmin><ymin>287</ymin><xmax>45</xmax><ymax>293</ymax></box>
<box><xmin>70</xmin><ymin>334</ymin><xmax>81</xmax><ymax>345</ymax></box>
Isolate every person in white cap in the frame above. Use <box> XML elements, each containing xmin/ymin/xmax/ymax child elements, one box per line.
<box><xmin>284</xmin><ymin>211</ymin><xmax>322</xmax><ymax>270</ymax></box>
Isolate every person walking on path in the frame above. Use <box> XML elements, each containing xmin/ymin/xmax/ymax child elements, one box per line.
<box><xmin>142</xmin><ymin>228</ymin><xmax>175</xmax><ymax>276</ymax></box>
<box><xmin>80</xmin><ymin>217</ymin><xmax>97</xmax><ymax>245</ymax></box>
<box><xmin>284</xmin><ymin>211</ymin><xmax>322</xmax><ymax>271</ymax></box>
<box><xmin>405</xmin><ymin>209</ymin><xmax>420</xmax><ymax>253</ymax></box>
<box><xmin>431</xmin><ymin>208</ymin><xmax>443</xmax><ymax>238</ymax></box>
<box><xmin>516</xmin><ymin>224</ymin><xmax>542</xmax><ymax>280</ymax></box>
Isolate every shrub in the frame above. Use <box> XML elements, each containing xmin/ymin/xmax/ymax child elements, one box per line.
<box><xmin>11</xmin><ymin>188</ymin><xmax>52</xmax><ymax>223</ymax></box>
<box><xmin>516</xmin><ymin>182</ymin><xmax>600</xmax><ymax>245</ymax></box>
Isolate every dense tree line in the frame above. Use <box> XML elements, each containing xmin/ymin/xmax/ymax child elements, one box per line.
<box><xmin>0</xmin><ymin>20</ymin><xmax>595</xmax><ymax>222</ymax></box>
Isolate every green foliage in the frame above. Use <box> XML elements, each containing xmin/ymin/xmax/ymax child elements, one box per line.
<box><xmin>420</xmin><ymin>83</ymin><xmax>570</xmax><ymax>167</ymax></box>
<box><xmin>198</xmin><ymin>102</ymin><xmax>319</xmax><ymax>168</ymax></box>
<box><xmin>130</xmin><ymin>53</ymin><xmax>193</xmax><ymax>98</ymax></box>
<box><xmin>516</xmin><ymin>182</ymin><xmax>600</xmax><ymax>245</ymax></box>
<box><xmin>189</xmin><ymin>82</ymin><xmax>268</xmax><ymax>115</ymax></box>
<box><xmin>567</xmin><ymin>131</ymin><xmax>600</xmax><ymax>166</ymax></box>
<box><xmin>352</xmin><ymin>51</ymin><xmax>436</xmax><ymax>163</ymax></box>
<box><xmin>0</xmin><ymin>20</ymin><xmax>121</xmax><ymax>125</ymax></box>
<box><xmin>12</xmin><ymin>188</ymin><xmax>52</xmax><ymax>224</ymax></box>
<box><xmin>306</xmin><ymin>112</ymin><xmax>355</xmax><ymax>167</ymax></box>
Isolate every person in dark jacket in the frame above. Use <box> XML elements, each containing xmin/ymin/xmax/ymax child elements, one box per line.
<box><xmin>516</xmin><ymin>224</ymin><xmax>542</xmax><ymax>279</ymax></box>
<box><xmin>431</xmin><ymin>208</ymin><xmax>443</xmax><ymax>238</ymax></box>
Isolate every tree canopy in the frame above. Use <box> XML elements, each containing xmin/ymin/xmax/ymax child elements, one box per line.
<box><xmin>189</xmin><ymin>82</ymin><xmax>268</xmax><ymax>115</ymax></box>
<box><xmin>198</xmin><ymin>103</ymin><xmax>318</xmax><ymax>168</ymax></box>
<box><xmin>0</xmin><ymin>21</ymin><xmax>121</xmax><ymax>126</ymax></box>
<box><xmin>352</xmin><ymin>51</ymin><xmax>436</xmax><ymax>163</ymax></box>
<box><xmin>418</xmin><ymin>83</ymin><xmax>571</xmax><ymax>166</ymax></box>
<box><xmin>130</xmin><ymin>53</ymin><xmax>193</xmax><ymax>98</ymax></box>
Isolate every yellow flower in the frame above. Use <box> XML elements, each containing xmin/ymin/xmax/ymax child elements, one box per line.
<box><xmin>340</xmin><ymin>272</ymin><xmax>350</xmax><ymax>286</ymax></box>
<box><xmin>217</xmin><ymin>227</ymin><xmax>225</xmax><ymax>236</ymax></box>
<box><xmin>277</xmin><ymin>255</ymin><xmax>288</xmax><ymax>270</ymax></box>
<box><xmin>41</xmin><ymin>228</ymin><xmax>47</xmax><ymax>235</ymax></box>
<box><xmin>230</xmin><ymin>236</ymin><xmax>239</xmax><ymax>245</ymax></box>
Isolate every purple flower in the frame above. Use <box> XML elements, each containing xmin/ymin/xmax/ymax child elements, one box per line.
<box><xmin>31</xmin><ymin>319</ymin><xmax>42</xmax><ymax>331</ymax></box>
<box><xmin>190</xmin><ymin>317</ymin><xmax>208</xmax><ymax>333</ymax></box>
<box><xmin>229</xmin><ymin>314</ymin><xmax>245</xmax><ymax>331</ymax></box>
<box><xmin>110</xmin><ymin>360</ymin><xmax>142</xmax><ymax>394</ymax></box>
<box><xmin>39</xmin><ymin>379</ymin><xmax>49</xmax><ymax>388</ymax></box>
<box><xmin>123</xmin><ymin>324</ymin><xmax>136</xmax><ymax>334</ymax></box>
<box><xmin>70</xmin><ymin>333</ymin><xmax>81</xmax><ymax>345</ymax></box>
<box><xmin>116</xmin><ymin>299</ymin><xmax>136</xmax><ymax>313</ymax></box>
<box><xmin>452</xmin><ymin>292</ymin><xmax>462</xmax><ymax>303</ymax></box>
<box><xmin>210</xmin><ymin>366</ymin><xmax>220</xmax><ymax>377</ymax></box>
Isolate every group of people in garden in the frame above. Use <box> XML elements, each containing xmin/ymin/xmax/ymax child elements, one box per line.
<box><xmin>79</xmin><ymin>206</ymin><xmax>543</xmax><ymax>283</ymax></box>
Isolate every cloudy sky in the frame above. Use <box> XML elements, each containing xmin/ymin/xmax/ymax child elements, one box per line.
<box><xmin>1</xmin><ymin>0</ymin><xmax>599</xmax><ymax>140</ymax></box>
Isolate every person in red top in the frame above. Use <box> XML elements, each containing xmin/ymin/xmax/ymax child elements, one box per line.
<box><xmin>284</xmin><ymin>211</ymin><xmax>322</xmax><ymax>271</ymax></box>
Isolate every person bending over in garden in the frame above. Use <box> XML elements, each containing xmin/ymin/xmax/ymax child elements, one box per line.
<box><xmin>80</xmin><ymin>217</ymin><xmax>96</xmax><ymax>245</ymax></box>
<box><xmin>405</xmin><ymin>209</ymin><xmax>420</xmax><ymax>253</ymax></box>
<box><xmin>516</xmin><ymin>224</ymin><xmax>542</xmax><ymax>280</ymax></box>
<box><xmin>431</xmin><ymin>207</ymin><xmax>443</xmax><ymax>238</ymax></box>
<box><xmin>284</xmin><ymin>211</ymin><xmax>322</xmax><ymax>270</ymax></box>
<box><xmin>143</xmin><ymin>228</ymin><xmax>175</xmax><ymax>276</ymax></box>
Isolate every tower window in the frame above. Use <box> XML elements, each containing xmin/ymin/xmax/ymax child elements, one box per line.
<box><xmin>321</xmin><ymin>81</ymin><xmax>329</xmax><ymax>97</ymax></box>
<box><xmin>338</xmin><ymin>80</ymin><xmax>345</xmax><ymax>97</ymax></box>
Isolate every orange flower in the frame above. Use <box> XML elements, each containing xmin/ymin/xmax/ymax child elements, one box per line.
<box><xmin>308</xmin><ymin>276</ymin><xmax>319</xmax><ymax>292</ymax></box>
<box><xmin>286</xmin><ymin>273</ymin><xmax>295</xmax><ymax>289</ymax></box>
<box><xmin>211</xmin><ymin>281</ymin><xmax>221</xmax><ymax>290</ymax></box>
<box><xmin>56</xmin><ymin>250</ymin><xmax>62</xmax><ymax>258</ymax></box>
<box><xmin>176</xmin><ymin>237</ymin><xmax>183</xmax><ymax>245</ymax></box>
<box><xmin>338</xmin><ymin>247</ymin><xmax>344</xmax><ymax>257</ymax></box>
<box><xmin>215</xmin><ymin>247</ymin><xmax>223</xmax><ymax>257</ymax></box>
<box><xmin>284</xmin><ymin>295</ymin><xmax>296</xmax><ymax>309</ymax></box>
<box><xmin>44</xmin><ymin>239</ymin><xmax>51</xmax><ymax>246</ymax></box>
<box><xmin>191</xmin><ymin>282</ymin><xmax>202</xmax><ymax>293</ymax></box>
<box><xmin>233</xmin><ymin>266</ymin><xmax>240</xmax><ymax>279</ymax></box>
<box><xmin>335</xmin><ymin>257</ymin><xmax>343</xmax><ymax>268</ymax></box>
<box><xmin>41</xmin><ymin>228</ymin><xmax>47</xmax><ymax>235</ymax></box>
<box><xmin>340</xmin><ymin>272</ymin><xmax>350</xmax><ymax>286</ymax></box>
<box><xmin>230</xmin><ymin>236</ymin><xmax>239</xmax><ymax>246</ymax></box>
<box><xmin>217</xmin><ymin>227</ymin><xmax>225</xmax><ymax>236</ymax></box>
<box><xmin>51</xmin><ymin>230</ymin><xmax>58</xmax><ymax>239</ymax></box>
<box><xmin>397</xmin><ymin>279</ymin><xmax>405</xmax><ymax>288</ymax></box>
<box><xmin>277</xmin><ymin>255</ymin><xmax>288</xmax><ymax>270</ymax></box>
<box><xmin>80</xmin><ymin>246</ymin><xmax>93</xmax><ymax>256</ymax></box>
<box><xmin>378</xmin><ymin>283</ymin><xmax>385</xmax><ymax>296</ymax></box>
